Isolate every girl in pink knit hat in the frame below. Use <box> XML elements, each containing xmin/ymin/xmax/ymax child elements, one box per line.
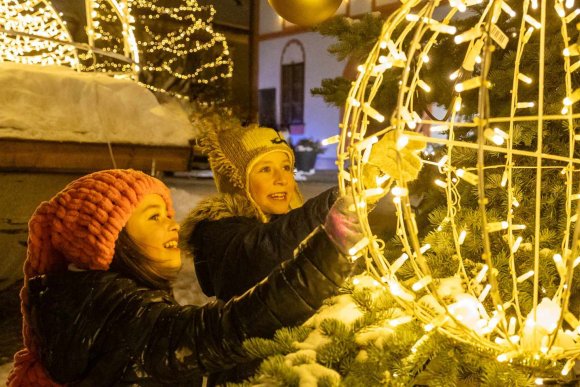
<box><xmin>8</xmin><ymin>168</ymin><xmax>361</xmax><ymax>386</ymax></box>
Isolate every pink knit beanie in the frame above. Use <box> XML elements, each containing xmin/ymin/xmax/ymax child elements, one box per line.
<box><xmin>8</xmin><ymin>169</ymin><xmax>173</xmax><ymax>386</ymax></box>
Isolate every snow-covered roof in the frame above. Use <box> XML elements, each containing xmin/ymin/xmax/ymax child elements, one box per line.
<box><xmin>0</xmin><ymin>63</ymin><xmax>195</xmax><ymax>146</ymax></box>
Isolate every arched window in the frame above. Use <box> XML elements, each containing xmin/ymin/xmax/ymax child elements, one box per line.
<box><xmin>280</xmin><ymin>40</ymin><xmax>305</xmax><ymax>134</ymax></box>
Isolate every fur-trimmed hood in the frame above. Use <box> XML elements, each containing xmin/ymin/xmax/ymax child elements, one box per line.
<box><xmin>179</xmin><ymin>193</ymin><xmax>261</xmax><ymax>252</ymax></box>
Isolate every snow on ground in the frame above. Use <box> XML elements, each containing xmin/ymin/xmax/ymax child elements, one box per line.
<box><xmin>0</xmin><ymin>63</ymin><xmax>196</xmax><ymax>146</ymax></box>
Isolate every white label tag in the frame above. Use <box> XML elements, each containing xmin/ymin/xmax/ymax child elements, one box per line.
<box><xmin>490</xmin><ymin>24</ymin><xmax>509</xmax><ymax>49</ymax></box>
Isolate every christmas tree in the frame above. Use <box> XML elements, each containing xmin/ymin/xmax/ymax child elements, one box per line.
<box><xmin>81</xmin><ymin>0</ymin><xmax>233</xmax><ymax>101</ymax></box>
<box><xmin>0</xmin><ymin>0</ymin><xmax>233</xmax><ymax>102</ymax></box>
<box><xmin>239</xmin><ymin>0</ymin><xmax>580</xmax><ymax>385</ymax></box>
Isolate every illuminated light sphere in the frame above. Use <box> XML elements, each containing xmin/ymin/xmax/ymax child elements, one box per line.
<box><xmin>338</xmin><ymin>0</ymin><xmax>580</xmax><ymax>372</ymax></box>
<box><xmin>267</xmin><ymin>0</ymin><xmax>343</xmax><ymax>26</ymax></box>
<box><xmin>0</xmin><ymin>0</ymin><xmax>233</xmax><ymax>99</ymax></box>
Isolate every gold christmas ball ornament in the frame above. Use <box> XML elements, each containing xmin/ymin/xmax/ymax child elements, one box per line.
<box><xmin>267</xmin><ymin>0</ymin><xmax>342</xmax><ymax>27</ymax></box>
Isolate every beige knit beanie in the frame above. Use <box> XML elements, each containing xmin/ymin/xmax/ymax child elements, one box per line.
<box><xmin>201</xmin><ymin>123</ymin><xmax>303</xmax><ymax>220</ymax></box>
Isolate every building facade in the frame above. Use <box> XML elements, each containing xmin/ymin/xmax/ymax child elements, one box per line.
<box><xmin>257</xmin><ymin>0</ymin><xmax>399</xmax><ymax>169</ymax></box>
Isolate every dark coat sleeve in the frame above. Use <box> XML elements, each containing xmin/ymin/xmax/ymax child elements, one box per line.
<box><xmin>28</xmin><ymin>227</ymin><xmax>353</xmax><ymax>384</ymax></box>
<box><xmin>193</xmin><ymin>187</ymin><xmax>338</xmax><ymax>300</ymax></box>
<box><xmin>145</xmin><ymin>226</ymin><xmax>354</xmax><ymax>380</ymax></box>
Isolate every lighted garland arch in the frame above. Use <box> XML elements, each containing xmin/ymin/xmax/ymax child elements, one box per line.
<box><xmin>332</xmin><ymin>0</ymin><xmax>580</xmax><ymax>375</ymax></box>
<box><xmin>0</xmin><ymin>0</ymin><xmax>233</xmax><ymax>98</ymax></box>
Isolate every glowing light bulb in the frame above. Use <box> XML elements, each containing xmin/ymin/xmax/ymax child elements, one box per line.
<box><xmin>563</xmin><ymin>88</ymin><xmax>580</xmax><ymax>106</ymax></box>
<box><xmin>517</xmin><ymin>73</ymin><xmax>533</xmax><ymax>84</ymax></box>
<box><xmin>347</xmin><ymin>97</ymin><xmax>361</xmax><ymax>107</ymax></box>
<box><xmin>484</xmin><ymin>128</ymin><xmax>505</xmax><ymax>145</ymax></box>
<box><xmin>418</xmin><ymin>79</ymin><xmax>431</xmax><ymax>92</ymax></box>
<box><xmin>455</xmin><ymin>76</ymin><xmax>482</xmax><ymax>92</ymax></box>
<box><xmin>487</xmin><ymin>221</ymin><xmax>509</xmax><ymax>232</ymax></box>
<box><xmin>348</xmin><ymin>237</ymin><xmax>370</xmax><ymax>256</ymax></box>
<box><xmin>512</xmin><ymin>236</ymin><xmax>523</xmax><ymax>253</ymax></box>
<box><xmin>389</xmin><ymin>315</ymin><xmax>414</xmax><ymax>326</ymax></box>
<box><xmin>454</xmin><ymin>27</ymin><xmax>482</xmax><ymax>44</ymax></box>
<box><xmin>474</xmin><ymin>264</ymin><xmax>489</xmax><ymax>284</ymax></box>
<box><xmin>412</xmin><ymin>275</ymin><xmax>433</xmax><ymax>291</ymax></box>
<box><xmin>501</xmin><ymin>1</ymin><xmax>516</xmax><ymax>17</ymax></box>
<box><xmin>524</xmin><ymin>14</ymin><xmax>542</xmax><ymax>29</ymax></box>
<box><xmin>478</xmin><ymin>284</ymin><xmax>491</xmax><ymax>302</ymax></box>
<box><xmin>563</xmin><ymin>44</ymin><xmax>580</xmax><ymax>56</ymax></box>
<box><xmin>391</xmin><ymin>186</ymin><xmax>409</xmax><ymax>197</ymax></box>
<box><xmin>517</xmin><ymin>270</ymin><xmax>534</xmax><ymax>282</ymax></box>
<box><xmin>362</xmin><ymin>103</ymin><xmax>385</xmax><ymax>122</ymax></box>
<box><xmin>458</xmin><ymin>230</ymin><xmax>467</xmax><ymax>244</ymax></box>
<box><xmin>554</xmin><ymin>2</ymin><xmax>566</xmax><ymax>17</ymax></box>
<box><xmin>321</xmin><ymin>135</ymin><xmax>339</xmax><ymax>146</ymax></box>
<box><xmin>396</xmin><ymin>134</ymin><xmax>410</xmax><ymax>150</ymax></box>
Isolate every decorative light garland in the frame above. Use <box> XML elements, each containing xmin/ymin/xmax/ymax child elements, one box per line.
<box><xmin>0</xmin><ymin>0</ymin><xmax>79</xmax><ymax>67</ymax></box>
<box><xmin>0</xmin><ymin>0</ymin><xmax>233</xmax><ymax>98</ymax></box>
<box><xmin>330</xmin><ymin>0</ymin><xmax>580</xmax><ymax>376</ymax></box>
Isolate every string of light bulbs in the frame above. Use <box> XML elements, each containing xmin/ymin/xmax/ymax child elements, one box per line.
<box><xmin>327</xmin><ymin>0</ymin><xmax>580</xmax><ymax>377</ymax></box>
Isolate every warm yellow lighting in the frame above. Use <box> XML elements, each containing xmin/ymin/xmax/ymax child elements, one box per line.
<box><xmin>474</xmin><ymin>264</ymin><xmax>488</xmax><ymax>284</ymax></box>
<box><xmin>517</xmin><ymin>270</ymin><xmax>534</xmax><ymax>283</ymax></box>
<box><xmin>390</xmin><ymin>253</ymin><xmax>409</xmax><ymax>273</ymax></box>
<box><xmin>524</xmin><ymin>14</ymin><xmax>542</xmax><ymax>29</ymax></box>
<box><xmin>478</xmin><ymin>284</ymin><xmax>491</xmax><ymax>302</ymax></box>
<box><xmin>412</xmin><ymin>275</ymin><xmax>433</xmax><ymax>291</ymax></box>
<box><xmin>391</xmin><ymin>186</ymin><xmax>409</xmax><ymax>197</ymax></box>
<box><xmin>517</xmin><ymin>73</ymin><xmax>533</xmax><ymax>84</ymax></box>
<box><xmin>512</xmin><ymin>236</ymin><xmax>523</xmax><ymax>253</ymax></box>
<box><xmin>389</xmin><ymin>315</ymin><xmax>414</xmax><ymax>326</ymax></box>
<box><xmin>563</xmin><ymin>44</ymin><xmax>580</xmax><ymax>56</ymax></box>
<box><xmin>487</xmin><ymin>221</ymin><xmax>508</xmax><ymax>232</ymax></box>
<box><xmin>501</xmin><ymin>1</ymin><xmax>516</xmax><ymax>17</ymax></box>
<box><xmin>500</xmin><ymin>170</ymin><xmax>508</xmax><ymax>187</ymax></box>
<box><xmin>454</xmin><ymin>96</ymin><xmax>463</xmax><ymax>111</ymax></box>
<box><xmin>554</xmin><ymin>2</ymin><xmax>566</xmax><ymax>17</ymax></box>
<box><xmin>454</xmin><ymin>27</ymin><xmax>482</xmax><ymax>44</ymax></box>
<box><xmin>563</xmin><ymin>88</ymin><xmax>580</xmax><ymax>106</ymax></box>
<box><xmin>455</xmin><ymin>76</ymin><xmax>482</xmax><ymax>92</ymax></box>
<box><xmin>456</xmin><ymin>169</ymin><xmax>479</xmax><ymax>185</ymax></box>
<box><xmin>516</xmin><ymin>101</ymin><xmax>535</xmax><ymax>109</ymax></box>
<box><xmin>321</xmin><ymin>135</ymin><xmax>340</xmax><ymax>146</ymax></box>
<box><xmin>458</xmin><ymin>230</ymin><xmax>467</xmax><ymax>244</ymax></box>
<box><xmin>355</xmin><ymin>135</ymin><xmax>378</xmax><ymax>151</ymax></box>
<box><xmin>348</xmin><ymin>237</ymin><xmax>370</xmax><ymax>256</ymax></box>
<box><xmin>347</xmin><ymin>97</ymin><xmax>361</xmax><ymax>107</ymax></box>
<box><xmin>362</xmin><ymin>103</ymin><xmax>385</xmax><ymax>122</ymax></box>
<box><xmin>417</xmin><ymin>79</ymin><xmax>431</xmax><ymax>92</ymax></box>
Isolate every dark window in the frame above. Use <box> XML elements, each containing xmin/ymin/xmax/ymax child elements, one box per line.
<box><xmin>258</xmin><ymin>88</ymin><xmax>277</xmax><ymax>129</ymax></box>
<box><xmin>281</xmin><ymin>62</ymin><xmax>304</xmax><ymax>128</ymax></box>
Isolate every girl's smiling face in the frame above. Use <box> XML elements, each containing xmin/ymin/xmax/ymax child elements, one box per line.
<box><xmin>125</xmin><ymin>194</ymin><xmax>181</xmax><ymax>271</ymax></box>
<box><xmin>248</xmin><ymin>151</ymin><xmax>296</xmax><ymax>216</ymax></box>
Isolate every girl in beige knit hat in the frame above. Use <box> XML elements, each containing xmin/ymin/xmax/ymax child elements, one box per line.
<box><xmin>180</xmin><ymin>124</ymin><xmax>425</xmax><ymax>384</ymax></box>
<box><xmin>8</xmin><ymin>168</ymin><xmax>360</xmax><ymax>386</ymax></box>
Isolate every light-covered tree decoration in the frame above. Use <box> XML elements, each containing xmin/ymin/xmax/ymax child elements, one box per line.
<box><xmin>329</xmin><ymin>0</ymin><xmax>580</xmax><ymax>379</ymax></box>
<box><xmin>0</xmin><ymin>0</ymin><xmax>79</xmax><ymax>67</ymax></box>
<box><xmin>0</xmin><ymin>0</ymin><xmax>233</xmax><ymax>99</ymax></box>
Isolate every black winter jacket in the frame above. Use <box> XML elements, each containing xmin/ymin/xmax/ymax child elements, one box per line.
<box><xmin>181</xmin><ymin>187</ymin><xmax>338</xmax><ymax>302</ymax></box>
<box><xmin>26</xmin><ymin>227</ymin><xmax>352</xmax><ymax>386</ymax></box>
